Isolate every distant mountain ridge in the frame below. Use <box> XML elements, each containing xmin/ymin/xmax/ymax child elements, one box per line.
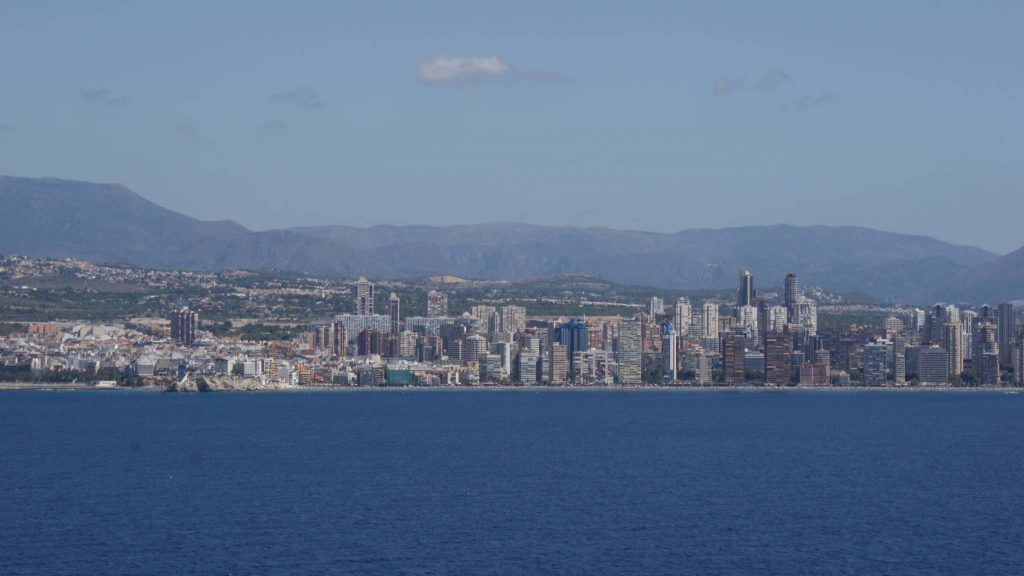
<box><xmin>1</xmin><ymin>175</ymin><xmax>1019</xmax><ymax>303</ymax></box>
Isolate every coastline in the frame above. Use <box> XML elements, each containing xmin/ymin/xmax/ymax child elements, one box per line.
<box><xmin>1</xmin><ymin>382</ymin><xmax>1021</xmax><ymax>394</ymax></box>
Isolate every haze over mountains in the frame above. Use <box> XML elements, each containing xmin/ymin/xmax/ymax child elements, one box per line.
<box><xmin>1</xmin><ymin>175</ymin><xmax>1020</xmax><ymax>304</ymax></box>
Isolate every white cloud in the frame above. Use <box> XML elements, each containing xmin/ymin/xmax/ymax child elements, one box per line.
<box><xmin>784</xmin><ymin>91</ymin><xmax>838</xmax><ymax>111</ymax></box>
<box><xmin>79</xmin><ymin>88</ymin><xmax>132</xmax><ymax>107</ymax></box>
<box><xmin>757</xmin><ymin>70</ymin><xmax>793</xmax><ymax>90</ymax></box>
<box><xmin>713</xmin><ymin>77</ymin><xmax>741</xmax><ymax>96</ymax></box>
<box><xmin>178</xmin><ymin>123</ymin><xmax>199</xmax><ymax>138</ymax></box>
<box><xmin>272</xmin><ymin>86</ymin><xmax>325</xmax><ymax>110</ymax></box>
<box><xmin>418</xmin><ymin>55</ymin><xmax>511</xmax><ymax>83</ymax></box>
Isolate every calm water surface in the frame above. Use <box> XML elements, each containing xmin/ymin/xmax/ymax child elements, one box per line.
<box><xmin>1</xmin><ymin>390</ymin><xmax>1022</xmax><ymax>575</ymax></box>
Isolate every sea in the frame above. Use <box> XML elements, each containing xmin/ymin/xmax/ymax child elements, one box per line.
<box><xmin>1</xmin><ymin>389</ymin><xmax>1022</xmax><ymax>576</ymax></box>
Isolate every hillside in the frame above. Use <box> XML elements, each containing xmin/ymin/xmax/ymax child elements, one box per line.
<box><xmin>1</xmin><ymin>175</ymin><xmax>1016</xmax><ymax>303</ymax></box>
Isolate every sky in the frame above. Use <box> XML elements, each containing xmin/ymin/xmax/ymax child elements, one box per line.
<box><xmin>0</xmin><ymin>1</ymin><xmax>1021</xmax><ymax>252</ymax></box>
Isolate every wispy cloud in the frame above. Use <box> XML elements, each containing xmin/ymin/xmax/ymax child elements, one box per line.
<box><xmin>757</xmin><ymin>70</ymin><xmax>793</xmax><ymax>90</ymax></box>
<box><xmin>783</xmin><ymin>91</ymin><xmax>838</xmax><ymax>111</ymax></box>
<box><xmin>713</xmin><ymin>77</ymin><xmax>743</xmax><ymax>96</ymax></box>
<box><xmin>419</xmin><ymin>55</ymin><xmax>512</xmax><ymax>84</ymax></box>
<box><xmin>271</xmin><ymin>86</ymin><xmax>325</xmax><ymax>110</ymax></box>
<box><xmin>79</xmin><ymin>88</ymin><xmax>132</xmax><ymax>107</ymax></box>
<box><xmin>177</xmin><ymin>123</ymin><xmax>199</xmax><ymax>139</ymax></box>
<box><xmin>714</xmin><ymin>70</ymin><xmax>793</xmax><ymax>95</ymax></box>
<box><xmin>418</xmin><ymin>55</ymin><xmax>574</xmax><ymax>86</ymax></box>
<box><xmin>257</xmin><ymin>118</ymin><xmax>289</xmax><ymax>133</ymax></box>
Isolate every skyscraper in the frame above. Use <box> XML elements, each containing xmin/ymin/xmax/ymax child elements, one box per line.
<box><xmin>617</xmin><ymin>319</ymin><xmax>642</xmax><ymax>384</ymax></box>
<box><xmin>499</xmin><ymin>305</ymin><xmax>527</xmax><ymax>334</ymax></box>
<box><xmin>1017</xmin><ymin>338</ymin><xmax>1024</xmax><ymax>385</ymax></box>
<box><xmin>944</xmin><ymin>319</ymin><xmax>963</xmax><ymax>377</ymax></box>
<box><xmin>661</xmin><ymin>321</ymin><xmax>677</xmax><ymax>383</ymax></box>
<box><xmin>917</xmin><ymin>346</ymin><xmax>950</xmax><ymax>385</ymax></box>
<box><xmin>426</xmin><ymin>290</ymin><xmax>448</xmax><ymax>317</ymax></box>
<box><xmin>764</xmin><ymin>332</ymin><xmax>792</xmax><ymax>386</ymax></box>
<box><xmin>548</xmin><ymin>342</ymin><xmax>567</xmax><ymax>384</ymax></box>
<box><xmin>862</xmin><ymin>340</ymin><xmax>890</xmax><ymax>387</ymax></box>
<box><xmin>701</xmin><ymin>302</ymin><xmax>719</xmax><ymax>340</ymax></box>
<box><xmin>884</xmin><ymin>316</ymin><xmax>905</xmax><ymax>338</ymax></box>
<box><xmin>795</xmin><ymin>299</ymin><xmax>818</xmax><ymax>336</ymax></box>
<box><xmin>784</xmin><ymin>272</ymin><xmax>799</xmax><ymax>319</ymax></box>
<box><xmin>722</xmin><ymin>331</ymin><xmax>746</xmax><ymax>385</ymax></box>
<box><xmin>557</xmin><ymin>319</ymin><xmax>589</xmax><ymax>377</ymax></box>
<box><xmin>973</xmin><ymin>321</ymin><xmax>997</xmax><ymax>373</ymax></box>
<box><xmin>648</xmin><ymin>297</ymin><xmax>664</xmax><ymax>319</ymax></box>
<box><xmin>388</xmin><ymin>292</ymin><xmax>401</xmax><ymax>335</ymax></box>
<box><xmin>355</xmin><ymin>276</ymin><xmax>374</xmax><ymax>315</ymax></box>
<box><xmin>518</xmin><ymin>349</ymin><xmax>539</xmax><ymax>384</ymax></box>
<box><xmin>909</xmin><ymin>308</ymin><xmax>927</xmax><ymax>334</ymax></box>
<box><xmin>738</xmin><ymin>269</ymin><xmax>755</xmax><ymax>307</ymax></box>
<box><xmin>673</xmin><ymin>298</ymin><xmax>692</xmax><ymax>337</ymax></box>
<box><xmin>978</xmin><ymin>352</ymin><xmax>999</xmax><ymax>387</ymax></box>
<box><xmin>169</xmin><ymin>307</ymin><xmax>198</xmax><ymax>347</ymax></box>
<box><xmin>998</xmin><ymin>302</ymin><xmax>1014</xmax><ymax>368</ymax></box>
<box><xmin>332</xmin><ymin>321</ymin><xmax>348</xmax><ymax>356</ymax></box>
<box><xmin>925</xmin><ymin>304</ymin><xmax>948</xmax><ymax>345</ymax></box>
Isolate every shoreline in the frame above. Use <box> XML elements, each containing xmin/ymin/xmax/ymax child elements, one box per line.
<box><xmin>1</xmin><ymin>382</ymin><xmax>1021</xmax><ymax>394</ymax></box>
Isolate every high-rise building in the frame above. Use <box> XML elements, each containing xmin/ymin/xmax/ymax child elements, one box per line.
<box><xmin>334</xmin><ymin>314</ymin><xmax>391</xmax><ymax>339</ymax></box>
<box><xmin>464</xmin><ymin>334</ymin><xmax>488</xmax><ymax>364</ymax></box>
<box><xmin>973</xmin><ymin>322</ymin><xmax>997</xmax><ymax>373</ymax></box>
<box><xmin>863</xmin><ymin>340</ymin><xmax>890</xmax><ymax>387</ymax></box>
<box><xmin>944</xmin><ymin>320</ymin><xmax>963</xmax><ymax>377</ymax></box>
<box><xmin>426</xmin><ymin>290</ymin><xmax>448</xmax><ymax>317</ymax></box>
<box><xmin>978</xmin><ymin>352</ymin><xmax>999</xmax><ymax>387</ymax></box>
<box><xmin>357</xmin><ymin>328</ymin><xmax>386</xmax><ymax>356</ymax></box>
<box><xmin>648</xmin><ymin>297</ymin><xmax>664</xmax><ymax>319</ymax></box>
<box><xmin>548</xmin><ymin>342</ymin><xmax>568</xmax><ymax>384</ymax></box>
<box><xmin>917</xmin><ymin>346</ymin><xmax>949</xmax><ymax>386</ymax></box>
<box><xmin>518</xmin><ymin>349</ymin><xmax>539</xmax><ymax>384</ymax></box>
<box><xmin>892</xmin><ymin>336</ymin><xmax>906</xmax><ymax>385</ymax></box>
<box><xmin>388</xmin><ymin>292</ymin><xmax>400</xmax><ymax>335</ymax></box>
<box><xmin>311</xmin><ymin>322</ymin><xmax>346</xmax><ymax>355</ymax></box>
<box><xmin>169</xmin><ymin>307</ymin><xmax>198</xmax><ymax>347</ymax></box>
<box><xmin>884</xmin><ymin>316</ymin><xmax>905</xmax><ymax>339</ymax></box>
<box><xmin>764</xmin><ymin>332</ymin><xmax>792</xmax><ymax>386</ymax></box>
<box><xmin>909</xmin><ymin>308</ymin><xmax>927</xmax><ymax>334</ymax></box>
<box><xmin>784</xmin><ymin>273</ymin><xmax>800</xmax><ymax>318</ymax></box>
<box><xmin>499</xmin><ymin>305</ymin><xmax>527</xmax><ymax>334</ymax></box>
<box><xmin>661</xmin><ymin>321</ymin><xmax>677</xmax><ymax>383</ymax></box>
<box><xmin>998</xmin><ymin>302</ymin><xmax>1014</xmax><ymax>368</ymax></box>
<box><xmin>722</xmin><ymin>332</ymin><xmax>746</xmax><ymax>385</ymax></box>
<box><xmin>673</xmin><ymin>298</ymin><xmax>692</xmax><ymax>337</ymax></box>
<box><xmin>693</xmin><ymin>349</ymin><xmax>712</xmax><ymax>385</ymax></box>
<box><xmin>557</xmin><ymin>319</ymin><xmax>589</xmax><ymax>378</ymax></box>
<box><xmin>925</xmin><ymin>304</ymin><xmax>960</xmax><ymax>346</ymax></box>
<box><xmin>701</xmin><ymin>303</ymin><xmax>719</xmax><ymax>340</ymax></box>
<box><xmin>960</xmin><ymin>310</ymin><xmax>977</xmax><ymax>362</ymax></box>
<box><xmin>355</xmin><ymin>276</ymin><xmax>374</xmax><ymax>315</ymax></box>
<box><xmin>735</xmin><ymin>304</ymin><xmax>759</xmax><ymax>346</ymax></box>
<box><xmin>738</xmin><ymin>269</ymin><xmax>755</xmax><ymax>307</ymax></box>
<box><xmin>1017</xmin><ymin>340</ymin><xmax>1024</xmax><ymax>385</ymax></box>
<box><xmin>617</xmin><ymin>319</ymin><xmax>642</xmax><ymax>384</ymax></box>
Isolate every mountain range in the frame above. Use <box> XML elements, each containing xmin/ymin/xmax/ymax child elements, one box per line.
<box><xmin>1</xmin><ymin>175</ymin><xmax>1020</xmax><ymax>304</ymax></box>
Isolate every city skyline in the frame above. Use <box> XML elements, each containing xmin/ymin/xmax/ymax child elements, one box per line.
<box><xmin>4</xmin><ymin>254</ymin><xmax>1022</xmax><ymax>389</ymax></box>
<box><xmin>1</xmin><ymin>2</ymin><xmax>1022</xmax><ymax>251</ymax></box>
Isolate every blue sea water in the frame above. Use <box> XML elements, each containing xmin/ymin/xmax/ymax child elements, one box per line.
<box><xmin>1</xmin><ymin>390</ymin><xmax>1023</xmax><ymax>576</ymax></box>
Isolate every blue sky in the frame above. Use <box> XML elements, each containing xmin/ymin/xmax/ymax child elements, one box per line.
<box><xmin>1</xmin><ymin>1</ymin><xmax>1021</xmax><ymax>252</ymax></box>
